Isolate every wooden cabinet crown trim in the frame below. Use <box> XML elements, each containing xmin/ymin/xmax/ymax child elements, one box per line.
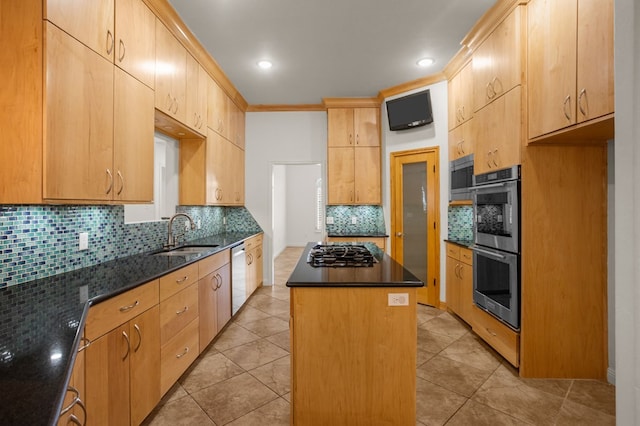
<box><xmin>322</xmin><ymin>98</ymin><xmax>381</xmax><ymax>108</ymax></box>
<box><xmin>143</xmin><ymin>0</ymin><xmax>248</xmax><ymax>112</ymax></box>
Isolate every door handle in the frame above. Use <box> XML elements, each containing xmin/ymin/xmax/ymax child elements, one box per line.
<box><xmin>396</xmin><ymin>232</ymin><xmax>403</xmax><ymax>237</ymax></box>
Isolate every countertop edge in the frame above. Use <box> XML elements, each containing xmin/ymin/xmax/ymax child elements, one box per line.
<box><xmin>444</xmin><ymin>239</ymin><xmax>474</xmax><ymax>249</ymax></box>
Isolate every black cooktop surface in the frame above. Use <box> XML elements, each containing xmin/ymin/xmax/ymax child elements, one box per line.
<box><xmin>307</xmin><ymin>243</ymin><xmax>376</xmax><ymax>267</ymax></box>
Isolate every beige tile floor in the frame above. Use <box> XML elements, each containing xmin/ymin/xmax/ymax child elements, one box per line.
<box><xmin>143</xmin><ymin>247</ymin><xmax>616</xmax><ymax>425</ymax></box>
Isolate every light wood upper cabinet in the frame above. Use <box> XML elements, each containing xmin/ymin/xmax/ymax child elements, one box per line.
<box><xmin>185</xmin><ymin>54</ymin><xmax>207</xmax><ymax>134</ymax></box>
<box><xmin>472</xmin><ymin>6</ymin><xmax>523</xmax><ymax>112</ymax></box>
<box><xmin>208</xmin><ymin>77</ymin><xmax>230</xmax><ymax>140</ymax></box>
<box><xmin>44</xmin><ymin>25</ymin><xmax>153</xmax><ymax>203</ymax></box>
<box><xmin>448</xmin><ymin>62</ymin><xmax>473</xmax><ymax>130</ymax></box>
<box><xmin>448</xmin><ymin>118</ymin><xmax>474</xmax><ymax>161</ymax></box>
<box><xmin>44</xmin><ymin>23</ymin><xmax>114</xmax><ymax>201</ymax></box>
<box><xmin>327</xmin><ymin>106</ymin><xmax>381</xmax><ymax>205</ymax></box>
<box><xmin>155</xmin><ymin>21</ymin><xmax>187</xmax><ymax>123</ymax></box>
<box><xmin>114</xmin><ymin>0</ymin><xmax>156</xmax><ymax>88</ymax></box>
<box><xmin>474</xmin><ymin>86</ymin><xmax>522</xmax><ymax>175</ymax></box>
<box><xmin>527</xmin><ymin>0</ymin><xmax>614</xmax><ymax>139</ymax></box>
<box><xmin>44</xmin><ymin>0</ymin><xmax>115</xmax><ymax>62</ymax></box>
<box><xmin>328</xmin><ymin>108</ymin><xmax>380</xmax><ymax>147</ymax></box>
<box><xmin>45</xmin><ymin>0</ymin><xmax>155</xmax><ymax>89</ymax></box>
<box><xmin>113</xmin><ymin>68</ymin><xmax>155</xmax><ymax>202</ymax></box>
<box><xmin>179</xmin><ymin>129</ymin><xmax>244</xmax><ymax>206</ymax></box>
<box><xmin>228</xmin><ymin>101</ymin><xmax>246</xmax><ymax>149</ymax></box>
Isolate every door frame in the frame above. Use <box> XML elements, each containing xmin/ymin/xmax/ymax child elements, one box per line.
<box><xmin>390</xmin><ymin>147</ymin><xmax>440</xmax><ymax>307</ymax></box>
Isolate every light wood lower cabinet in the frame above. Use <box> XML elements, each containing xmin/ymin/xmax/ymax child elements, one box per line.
<box><xmin>290</xmin><ymin>286</ymin><xmax>417</xmax><ymax>424</ymax></box>
<box><xmin>58</xmin><ymin>339</ymin><xmax>86</xmax><ymax>426</ymax></box>
<box><xmin>445</xmin><ymin>243</ymin><xmax>473</xmax><ymax>325</ymax></box>
<box><xmin>198</xmin><ymin>249</ymin><xmax>232</xmax><ymax>351</ymax></box>
<box><xmin>245</xmin><ymin>234</ymin><xmax>264</xmax><ymax>298</ymax></box>
<box><xmin>85</xmin><ymin>304</ymin><xmax>160</xmax><ymax>426</ymax></box>
<box><xmin>472</xmin><ymin>305</ymin><xmax>519</xmax><ymax>368</ymax></box>
<box><xmin>160</xmin><ymin>317</ymin><xmax>199</xmax><ymax>395</ymax></box>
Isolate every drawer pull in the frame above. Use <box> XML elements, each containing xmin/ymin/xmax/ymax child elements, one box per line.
<box><xmin>176</xmin><ymin>347</ymin><xmax>190</xmax><ymax>359</ymax></box>
<box><xmin>176</xmin><ymin>306</ymin><xmax>189</xmax><ymax>316</ymax></box>
<box><xmin>175</xmin><ymin>275</ymin><xmax>189</xmax><ymax>284</ymax></box>
<box><xmin>486</xmin><ymin>327</ymin><xmax>497</xmax><ymax>337</ymax></box>
<box><xmin>119</xmin><ymin>300</ymin><xmax>139</xmax><ymax>312</ymax></box>
<box><xmin>77</xmin><ymin>336</ymin><xmax>91</xmax><ymax>352</ymax></box>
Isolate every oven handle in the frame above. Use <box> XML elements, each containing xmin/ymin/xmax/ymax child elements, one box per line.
<box><xmin>472</xmin><ymin>181</ymin><xmax>510</xmax><ymax>190</ymax></box>
<box><xmin>471</xmin><ymin>246</ymin><xmax>506</xmax><ymax>259</ymax></box>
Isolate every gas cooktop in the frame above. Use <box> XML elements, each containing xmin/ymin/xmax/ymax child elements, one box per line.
<box><xmin>307</xmin><ymin>243</ymin><xmax>377</xmax><ymax>267</ymax></box>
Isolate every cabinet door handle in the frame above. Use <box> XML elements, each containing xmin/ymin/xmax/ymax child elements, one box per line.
<box><xmin>77</xmin><ymin>336</ymin><xmax>91</xmax><ymax>352</ymax></box>
<box><xmin>486</xmin><ymin>81</ymin><xmax>495</xmax><ymax>100</ymax></box>
<box><xmin>492</xmin><ymin>76</ymin><xmax>502</xmax><ymax>96</ymax></box>
<box><xmin>106</xmin><ymin>30</ymin><xmax>114</xmax><ymax>55</ymax></box>
<box><xmin>486</xmin><ymin>151</ymin><xmax>493</xmax><ymax>168</ymax></box>
<box><xmin>486</xmin><ymin>327</ymin><xmax>497</xmax><ymax>337</ymax></box>
<box><xmin>356</xmin><ymin>133</ymin><xmax>359</xmax><ymax>145</ymax></box>
<box><xmin>578</xmin><ymin>88</ymin><xmax>588</xmax><ymax>118</ymax></box>
<box><xmin>133</xmin><ymin>324</ymin><xmax>142</xmax><ymax>352</ymax></box>
<box><xmin>492</xmin><ymin>149</ymin><xmax>499</xmax><ymax>167</ymax></box>
<box><xmin>119</xmin><ymin>300</ymin><xmax>139</xmax><ymax>312</ymax></box>
<box><xmin>563</xmin><ymin>95</ymin><xmax>572</xmax><ymax>121</ymax></box>
<box><xmin>118</xmin><ymin>39</ymin><xmax>125</xmax><ymax>62</ymax></box>
<box><xmin>216</xmin><ymin>273</ymin><xmax>223</xmax><ymax>289</ymax></box>
<box><xmin>122</xmin><ymin>331</ymin><xmax>130</xmax><ymax>360</ymax></box>
<box><xmin>105</xmin><ymin>169</ymin><xmax>114</xmax><ymax>194</ymax></box>
<box><xmin>349</xmin><ymin>133</ymin><xmax>353</xmax><ymax>145</ymax></box>
<box><xmin>116</xmin><ymin>170</ymin><xmax>124</xmax><ymax>195</ymax></box>
<box><xmin>176</xmin><ymin>306</ymin><xmax>189</xmax><ymax>316</ymax></box>
<box><xmin>458</xmin><ymin>264</ymin><xmax>464</xmax><ymax>279</ymax></box>
<box><xmin>176</xmin><ymin>347</ymin><xmax>190</xmax><ymax>358</ymax></box>
<box><xmin>175</xmin><ymin>275</ymin><xmax>189</xmax><ymax>284</ymax></box>
<box><xmin>454</xmin><ymin>263</ymin><xmax>460</xmax><ymax>279</ymax></box>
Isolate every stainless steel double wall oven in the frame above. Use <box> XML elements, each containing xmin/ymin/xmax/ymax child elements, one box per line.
<box><xmin>471</xmin><ymin>165</ymin><xmax>521</xmax><ymax>330</ymax></box>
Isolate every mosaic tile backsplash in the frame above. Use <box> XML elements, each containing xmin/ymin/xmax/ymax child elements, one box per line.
<box><xmin>0</xmin><ymin>205</ymin><xmax>261</xmax><ymax>288</ymax></box>
<box><xmin>448</xmin><ymin>205</ymin><xmax>473</xmax><ymax>242</ymax></box>
<box><xmin>325</xmin><ymin>205</ymin><xmax>386</xmax><ymax>235</ymax></box>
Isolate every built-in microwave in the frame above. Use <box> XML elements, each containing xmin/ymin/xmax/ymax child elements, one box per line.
<box><xmin>449</xmin><ymin>154</ymin><xmax>474</xmax><ymax>201</ymax></box>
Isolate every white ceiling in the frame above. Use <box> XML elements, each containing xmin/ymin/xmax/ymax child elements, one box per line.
<box><xmin>167</xmin><ymin>0</ymin><xmax>496</xmax><ymax>105</ymax></box>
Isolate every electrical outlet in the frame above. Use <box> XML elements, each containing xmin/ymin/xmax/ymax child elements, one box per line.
<box><xmin>79</xmin><ymin>232</ymin><xmax>89</xmax><ymax>251</ymax></box>
<box><xmin>326</xmin><ymin>216</ymin><xmax>334</xmax><ymax>224</ymax></box>
<box><xmin>351</xmin><ymin>216</ymin><xmax>357</xmax><ymax>225</ymax></box>
<box><xmin>197</xmin><ymin>219</ymin><xmax>202</xmax><ymax>229</ymax></box>
<box><xmin>388</xmin><ymin>293</ymin><xmax>409</xmax><ymax>306</ymax></box>
<box><xmin>185</xmin><ymin>220</ymin><xmax>190</xmax><ymax>231</ymax></box>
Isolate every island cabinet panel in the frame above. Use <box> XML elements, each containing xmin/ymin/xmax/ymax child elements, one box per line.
<box><xmin>290</xmin><ymin>287</ymin><xmax>417</xmax><ymax>425</ymax></box>
<box><xmin>527</xmin><ymin>0</ymin><xmax>614</xmax><ymax>140</ymax></box>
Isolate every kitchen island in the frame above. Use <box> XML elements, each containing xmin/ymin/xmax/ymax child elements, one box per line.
<box><xmin>286</xmin><ymin>242</ymin><xmax>423</xmax><ymax>425</ymax></box>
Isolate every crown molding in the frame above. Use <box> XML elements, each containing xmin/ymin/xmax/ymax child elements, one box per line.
<box><xmin>322</xmin><ymin>98</ymin><xmax>381</xmax><ymax>108</ymax></box>
<box><xmin>246</xmin><ymin>104</ymin><xmax>326</xmax><ymax>112</ymax></box>
<box><xmin>378</xmin><ymin>73</ymin><xmax>447</xmax><ymax>100</ymax></box>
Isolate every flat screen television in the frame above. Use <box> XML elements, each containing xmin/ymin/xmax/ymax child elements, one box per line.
<box><xmin>386</xmin><ymin>89</ymin><xmax>433</xmax><ymax>131</ymax></box>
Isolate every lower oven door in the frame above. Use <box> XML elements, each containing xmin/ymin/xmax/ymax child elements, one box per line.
<box><xmin>472</xmin><ymin>245</ymin><xmax>520</xmax><ymax>330</ymax></box>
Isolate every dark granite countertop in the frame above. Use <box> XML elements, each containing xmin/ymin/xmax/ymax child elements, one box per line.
<box><xmin>445</xmin><ymin>238</ymin><xmax>474</xmax><ymax>248</ymax></box>
<box><xmin>0</xmin><ymin>231</ymin><xmax>260</xmax><ymax>426</ymax></box>
<box><xmin>286</xmin><ymin>242</ymin><xmax>423</xmax><ymax>287</ymax></box>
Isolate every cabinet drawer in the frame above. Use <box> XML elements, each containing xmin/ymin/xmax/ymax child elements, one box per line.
<box><xmin>159</xmin><ymin>263</ymin><xmax>199</xmax><ymax>301</ymax></box>
<box><xmin>85</xmin><ymin>280</ymin><xmax>159</xmax><ymax>341</ymax></box>
<box><xmin>198</xmin><ymin>249</ymin><xmax>230</xmax><ymax>278</ymax></box>
<box><xmin>245</xmin><ymin>234</ymin><xmax>263</xmax><ymax>251</ymax></box>
<box><xmin>160</xmin><ymin>283</ymin><xmax>199</xmax><ymax>345</ymax></box>
<box><xmin>472</xmin><ymin>305</ymin><xmax>519</xmax><ymax>367</ymax></box>
<box><xmin>446</xmin><ymin>243</ymin><xmax>460</xmax><ymax>260</ymax></box>
<box><xmin>160</xmin><ymin>317</ymin><xmax>199</xmax><ymax>395</ymax></box>
<box><xmin>460</xmin><ymin>247</ymin><xmax>473</xmax><ymax>265</ymax></box>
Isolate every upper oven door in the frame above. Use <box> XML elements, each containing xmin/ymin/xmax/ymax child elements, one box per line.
<box><xmin>472</xmin><ymin>179</ymin><xmax>520</xmax><ymax>253</ymax></box>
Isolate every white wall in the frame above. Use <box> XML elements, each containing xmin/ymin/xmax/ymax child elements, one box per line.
<box><xmin>381</xmin><ymin>80</ymin><xmax>450</xmax><ymax>302</ymax></box>
<box><xmin>614</xmin><ymin>0</ymin><xmax>638</xmax><ymax>421</ymax></box>
<box><xmin>286</xmin><ymin>164</ymin><xmax>322</xmax><ymax>246</ymax></box>
<box><xmin>245</xmin><ymin>111</ymin><xmax>327</xmax><ymax>284</ymax></box>
<box><xmin>272</xmin><ymin>165</ymin><xmax>287</xmax><ymax>258</ymax></box>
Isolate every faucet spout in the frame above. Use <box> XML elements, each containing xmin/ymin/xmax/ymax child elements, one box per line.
<box><xmin>165</xmin><ymin>213</ymin><xmax>196</xmax><ymax>249</ymax></box>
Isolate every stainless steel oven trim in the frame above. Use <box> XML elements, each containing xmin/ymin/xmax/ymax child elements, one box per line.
<box><xmin>471</xmin><ymin>245</ymin><xmax>520</xmax><ymax>330</ymax></box>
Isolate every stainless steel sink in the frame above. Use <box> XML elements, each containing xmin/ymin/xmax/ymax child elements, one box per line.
<box><xmin>151</xmin><ymin>245</ymin><xmax>219</xmax><ymax>256</ymax></box>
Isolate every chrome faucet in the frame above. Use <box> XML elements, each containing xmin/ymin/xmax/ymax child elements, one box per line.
<box><xmin>164</xmin><ymin>213</ymin><xmax>196</xmax><ymax>249</ymax></box>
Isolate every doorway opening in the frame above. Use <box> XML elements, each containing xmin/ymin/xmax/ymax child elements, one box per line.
<box><xmin>271</xmin><ymin>162</ymin><xmax>324</xmax><ymax>284</ymax></box>
<box><xmin>390</xmin><ymin>147</ymin><xmax>440</xmax><ymax>306</ymax></box>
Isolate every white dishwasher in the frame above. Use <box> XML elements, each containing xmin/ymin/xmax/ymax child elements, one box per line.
<box><xmin>231</xmin><ymin>243</ymin><xmax>246</xmax><ymax>315</ymax></box>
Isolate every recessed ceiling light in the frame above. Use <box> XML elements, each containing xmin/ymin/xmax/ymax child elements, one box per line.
<box><xmin>257</xmin><ymin>60</ymin><xmax>273</xmax><ymax>70</ymax></box>
<box><xmin>416</xmin><ymin>57</ymin><xmax>435</xmax><ymax>67</ymax></box>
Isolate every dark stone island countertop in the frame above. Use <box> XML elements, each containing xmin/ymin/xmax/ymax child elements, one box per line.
<box><xmin>444</xmin><ymin>238</ymin><xmax>474</xmax><ymax>248</ymax></box>
<box><xmin>0</xmin><ymin>231</ymin><xmax>260</xmax><ymax>426</ymax></box>
<box><xmin>286</xmin><ymin>242</ymin><xmax>424</xmax><ymax>287</ymax></box>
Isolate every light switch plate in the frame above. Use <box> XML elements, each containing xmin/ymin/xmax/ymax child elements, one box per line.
<box><xmin>326</xmin><ymin>216</ymin><xmax>334</xmax><ymax>224</ymax></box>
<box><xmin>351</xmin><ymin>216</ymin><xmax>358</xmax><ymax>224</ymax></box>
<box><xmin>79</xmin><ymin>232</ymin><xmax>89</xmax><ymax>251</ymax></box>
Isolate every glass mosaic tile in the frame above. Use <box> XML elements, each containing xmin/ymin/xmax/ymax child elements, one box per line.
<box><xmin>325</xmin><ymin>205</ymin><xmax>386</xmax><ymax>236</ymax></box>
<box><xmin>447</xmin><ymin>205</ymin><xmax>473</xmax><ymax>241</ymax></box>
